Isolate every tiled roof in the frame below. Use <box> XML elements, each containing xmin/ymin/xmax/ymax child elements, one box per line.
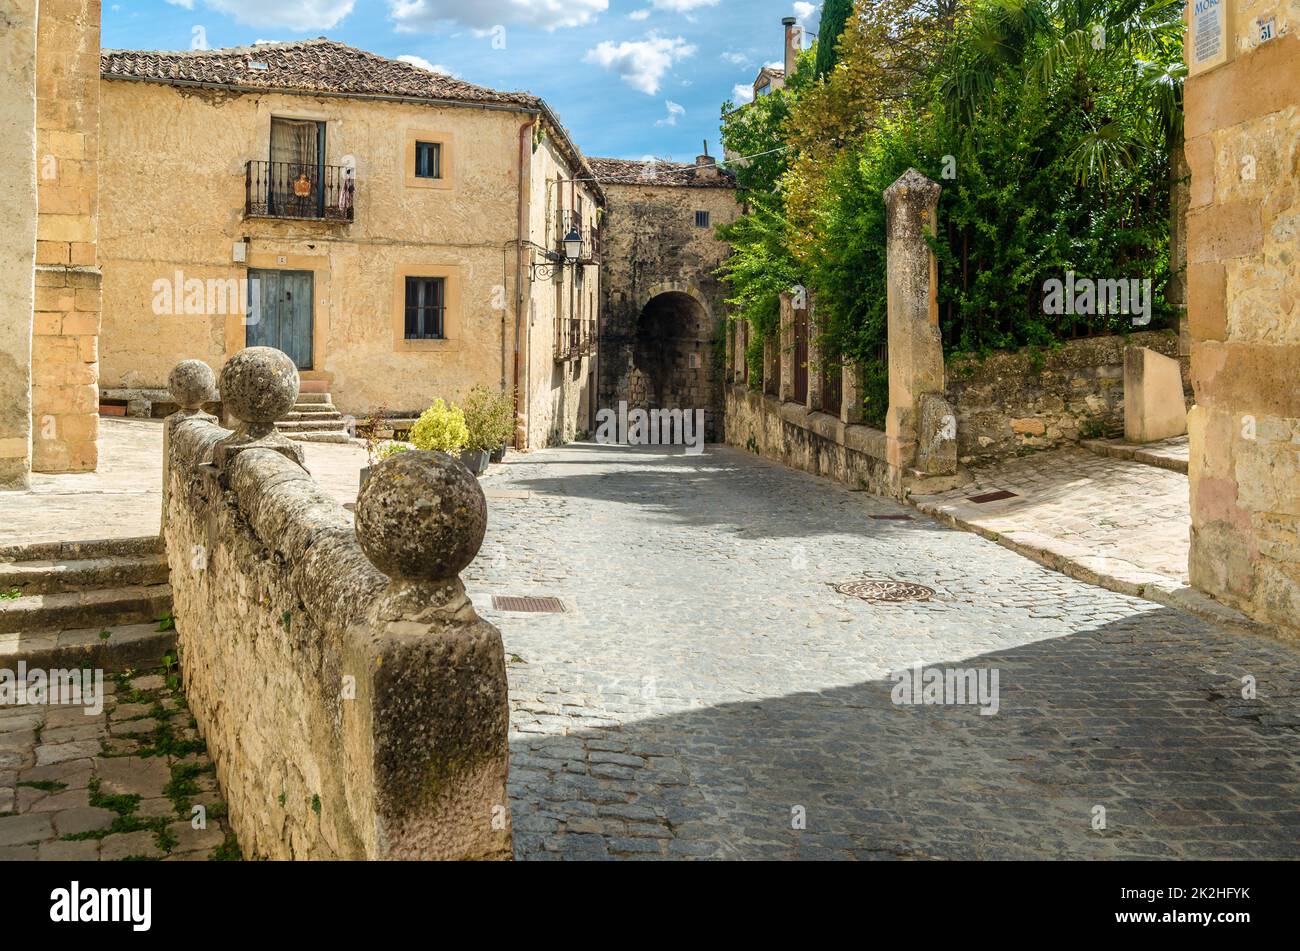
<box><xmin>588</xmin><ymin>157</ymin><xmax>736</xmax><ymax>189</ymax></box>
<box><xmin>101</xmin><ymin>38</ymin><xmax>603</xmax><ymax>201</ymax></box>
<box><xmin>101</xmin><ymin>38</ymin><xmax>542</xmax><ymax>109</ymax></box>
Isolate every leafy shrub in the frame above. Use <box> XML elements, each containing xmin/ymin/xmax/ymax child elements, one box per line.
<box><xmin>408</xmin><ymin>399</ymin><xmax>468</xmax><ymax>453</ymax></box>
<box><xmin>461</xmin><ymin>386</ymin><xmax>515</xmax><ymax>451</ymax></box>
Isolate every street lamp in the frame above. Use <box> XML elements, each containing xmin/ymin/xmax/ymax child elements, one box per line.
<box><xmin>562</xmin><ymin>227</ymin><xmax>583</xmax><ymax>262</ymax></box>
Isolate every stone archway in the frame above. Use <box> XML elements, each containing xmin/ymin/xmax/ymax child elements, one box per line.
<box><xmin>630</xmin><ymin>289</ymin><xmax>717</xmax><ymax>439</ymax></box>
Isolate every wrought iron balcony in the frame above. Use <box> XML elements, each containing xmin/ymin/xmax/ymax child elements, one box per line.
<box><xmin>554</xmin><ymin>317</ymin><xmax>597</xmax><ymax>360</ymax></box>
<box><xmin>556</xmin><ymin>210</ymin><xmax>601</xmax><ymax>263</ymax></box>
<box><xmin>245</xmin><ymin>160</ymin><xmax>355</xmax><ymax>222</ymax></box>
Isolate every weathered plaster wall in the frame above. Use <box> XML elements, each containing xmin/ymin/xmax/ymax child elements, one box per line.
<box><xmin>98</xmin><ymin>80</ymin><xmax>596</xmax><ymax>448</ymax></box>
<box><xmin>946</xmin><ymin>330</ymin><xmax>1186</xmax><ymax>466</ymax></box>
<box><xmin>598</xmin><ymin>179</ymin><xmax>739</xmax><ymax>441</ymax></box>
<box><xmin>522</xmin><ymin>130</ymin><xmax>601</xmax><ymax>447</ymax></box>
<box><xmin>30</xmin><ymin>0</ymin><xmax>101</xmax><ymax>474</ymax></box>
<box><xmin>164</xmin><ymin>398</ymin><xmax>511</xmax><ymax>859</ymax></box>
<box><xmin>0</xmin><ymin>0</ymin><xmax>38</xmax><ymax>489</ymax></box>
<box><xmin>1184</xmin><ymin>5</ymin><xmax>1300</xmax><ymax>639</ymax></box>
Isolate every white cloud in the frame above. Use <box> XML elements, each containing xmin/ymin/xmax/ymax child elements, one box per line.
<box><xmin>583</xmin><ymin>33</ymin><xmax>695</xmax><ymax>95</ymax></box>
<box><xmin>388</xmin><ymin>0</ymin><xmax>607</xmax><ymax>32</ymax></box>
<box><xmin>655</xmin><ymin>100</ymin><xmax>685</xmax><ymax>126</ymax></box>
<box><xmin>793</xmin><ymin>1</ymin><xmax>817</xmax><ymax>21</ymax></box>
<box><xmin>398</xmin><ymin>54</ymin><xmax>457</xmax><ymax>76</ymax></box>
<box><xmin>649</xmin><ymin>0</ymin><xmax>718</xmax><ymax>10</ymax></box>
<box><xmin>721</xmin><ymin>50</ymin><xmax>748</xmax><ymax>65</ymax></box>
<box><xmin>164</xmin><ymin>0</ymin><xmax>194</xmax><ymax>9</ymax></box>
<box><xmin>731</xmin><ymin>83</ymin><xmax>753</xmax><ymax>104</ymax></box>
<box><xmin>629</xmin><ymin>8</ymin><xmax>650</xmax><ymax>19</ymax></box>
<box><xmin>205</xmin><ymin>0</ymin><xmax>353</xmax><ymax>30</ymax></box>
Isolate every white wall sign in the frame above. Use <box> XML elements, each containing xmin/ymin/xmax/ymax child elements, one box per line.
<box><xmin>1188</xmin><ymin>0</ymin><xmax>1232</xmax><ymax>75</ymax></box>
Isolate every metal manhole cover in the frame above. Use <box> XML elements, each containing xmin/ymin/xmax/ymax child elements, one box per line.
<box><xmin>831</xmin><ymin>579</ymin><xmax>936</xmax><ymax>603</ymax></box>
<box><xmin>492</xmin><ymin>595</ymin><xmax>566</xmax><ymax>613</ymax></box>
<box><xmin>968</xmin><ymin>489</ymin><xmax>1018</xmax><ymax>503</ymax></box>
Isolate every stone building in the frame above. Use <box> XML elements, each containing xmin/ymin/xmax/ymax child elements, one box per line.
<box><xmin>589</xmin><ymin>156</ymin><xmax>740</xmax><ymax>441</ymax></box>
<box><xmin>1183</xmin><ymin>2</ymin><xmax>1300</xmax><ymax>638</ymax></box>
<box><xmin>0</xmin><ymin>0</ymin><xmax>103</xmax><ymax>488</ymax></box>
<box><xmin>96</xmin><ymin>40</ymin><xmax>602</xmax><ymax>449</ymax></box>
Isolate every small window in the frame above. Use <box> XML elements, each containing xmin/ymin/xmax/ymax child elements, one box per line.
<box><xmin>404</xmin><ymin>277</ymin><xmax>445</xmax><ymax>339</ymax></box>
<box><xmin>415</xmin><ymin>141</ymin><xmax>442</xmax><ymax>179</ymax></box>
<box><xmin>694</xmin><ymin>210</ymin><xmax>711</xmax><ymax>228</ymax></box>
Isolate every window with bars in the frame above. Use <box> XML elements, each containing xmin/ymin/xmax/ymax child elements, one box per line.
<box><xmin>415</xmin><ymin>141</ymin><xmax>442</xmax><ymax>179</ymax></box>
<box><xmin>694</xmin><ymin>210</ymin><xmax>711</xmax><ymax>228</ymax></box>
<box><xmin>404</xmin><ymin>277</ymin><xmax>445</xmax><ymax>339</ymax></box>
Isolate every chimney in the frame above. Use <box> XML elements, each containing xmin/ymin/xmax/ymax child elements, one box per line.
<box><xmin>782</xmin><ymin>16</ymin><xmax>802</xmax><ymax>76</ymax></box>
<box><xmin>695</xmin><ymin>141</ymin><xmax>718</xmax><ymax>181</ymax></box>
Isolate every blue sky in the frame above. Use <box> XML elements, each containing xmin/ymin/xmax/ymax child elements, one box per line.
<box><xmin>102</xmin><ymin>0</ymin><xmax>821</xmax><ymax>161</ymax></box>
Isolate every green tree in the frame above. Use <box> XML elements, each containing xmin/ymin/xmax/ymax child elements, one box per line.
<box><xmin>812</xmin><ymin>0</ymin><xmax>855</xmax><ymax>80</ymax></box>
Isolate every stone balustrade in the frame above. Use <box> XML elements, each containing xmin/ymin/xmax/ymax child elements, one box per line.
<box><xmin>161</xmin><ymin>347</ymin><xmax>512</xmax><ymax>860</ymax></box>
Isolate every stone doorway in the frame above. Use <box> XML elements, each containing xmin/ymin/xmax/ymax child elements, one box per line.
<box><xmin>630</xmin><ymin>290</ymin><xmax>718</xmax><ymax>441</ymax></box>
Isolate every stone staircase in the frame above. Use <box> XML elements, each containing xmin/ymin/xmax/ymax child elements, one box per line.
<box><xmin>274</xmin><ymin>380</ymin><xmax>353</xmax><ymax>444</ymax></box>
<box><xmin>0</xmin><ymin>536</ymin><xmax>175</xmax><ymax>671</ymax></box>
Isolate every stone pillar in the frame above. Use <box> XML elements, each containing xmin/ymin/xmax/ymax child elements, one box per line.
<box><xmin>841</xmin><ymin>360</ymin><xmax>863</xmax><ymax>425</ymax></box>
<box><xmin>161</xmin><ymin>360</ymin><xmax>216</xmax><ymax>533</ymax></box>
<box><xmin>1184</xmin><ymin>5</ymin><xmax>1300</xmax><ymax>638</ymax></box>
<box><xmin>763</xmin><ymin>331</ymin><xmax>778</xmax><ymax>396</ymax></box>
<box><xmin>0</xmin><ymin>0</ymin><xmax>38</xmax><ymax>489</ymax></box>
<box><xmin>883</xmin><ymin>169</ymin><xmax>947</xmax><ymax>484</ymax></box>
<box><xmin>778</xmin><ymin>292</ymin><xmax>795</xmax><ymax>402</ymax></box>
<box><xmin>806</xmin><ymin>298</ymin><xmax>822</xmax><ymax>411</ymax></box>
<box><xmin>31</xmin><ymin>0</ymin><xmax>102</xmax><ymax>474</ymax></box>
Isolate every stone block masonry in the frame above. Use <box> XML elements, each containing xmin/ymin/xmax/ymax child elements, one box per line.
<box><xmin>162</xmin><ymin>349</ymin><xmax>512</xmax><ymax>859</ymax></box>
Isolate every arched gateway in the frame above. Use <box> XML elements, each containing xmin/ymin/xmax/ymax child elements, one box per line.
<box><xmin>589</xmin><ymin>155</ymin><xmax>740</xmax><ymax>444</ymax></box>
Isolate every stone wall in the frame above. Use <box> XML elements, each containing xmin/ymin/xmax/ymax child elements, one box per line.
<box><xmin>0</xmin><ymin>0</ymin><xmax>39</xmax><ymax>489</ymax></box>
<box><xmin>946</xmin><ymin>330</ymin><xmax>1186</xmax><ymax>467</ymax></box>
<box><xmin>32</xmin><ymin>0</ymin><xmax>101</xmax><ymax>474</ymax></box>
<box><xmin>1184</xmin><ymin>5</ymin><xmax>1300</xmax><ymax>640</ymax></box>
<box><xmin>162</xmin><ymin>350</ymin><xmax>512</xmax><ymax>859</ymax></box>
<box><xmin>596</xmin><ymin>168</ymin><xmax>740</xmax><ymax>441</ymax></box>
<box><xmin>725</xmin><ymin>384</ymin><xmax>896</xmax><ymax>494</ymax></box>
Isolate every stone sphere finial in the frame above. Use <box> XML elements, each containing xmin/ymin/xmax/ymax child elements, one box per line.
<box><xmin>219</xmin><ymin>346</ymin><xmax>300</xmax><ymax>425</ymax></box>
<box><xmin>354</xmin><ymin>451</ymin><xmax>487</xmax><ymax>583</ymax></box>
<box><xmin>168</xmin><ymin>360</ymin><xmax>215</xmax><ymax>412</ymax></box>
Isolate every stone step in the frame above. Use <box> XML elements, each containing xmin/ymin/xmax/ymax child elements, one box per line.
<box><xmin>283</xmin><ymin>410</ymin><xmax>344</xmax><ymax>423</ymax></box>
<box><xmin>286</xmin><ymin>431</ymin><xmax>354</xmax><ymax>445</ymax></box>
<box><xmin>0</xmin><ymin>553</ymin><xmax>169</xmax><ymax>597</ymax></box>
<box><xmin>299</xmin><ymin>379</ymin><xmax>330</xmax><ymax>394</ymax></box>
<box><xmin>0</xmin><ymin>583</ymin><xmax>173</xmax><ymax>635</ymax></box>
<box><xmin>275</xmin><ymin>419</ymin><xmax>347</xmax><ymax>433</ymax></box>
<box><xmin>0</xmin><ymin>620</ymin><xmax>177</xmax><ymax>673</ymax></box>
<box><xmin>0</xmin><ymin>534</ymin><xmax>162</xmax><ymax>564</ymax></box>
<box><xmin>295</xmin><ymin>393</ymin><xmax>332</xmax><ymax>405</ymax></box>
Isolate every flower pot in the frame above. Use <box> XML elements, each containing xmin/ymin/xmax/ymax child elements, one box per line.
<box><xmin>458</xmin><ymin>448</ymin><xmax>490</xmax><ymax>476</ymax></box>
<box><xmin>490</xmin><ymin>443</ymin><xmax>508</xmax><ymax>464</ymax></box>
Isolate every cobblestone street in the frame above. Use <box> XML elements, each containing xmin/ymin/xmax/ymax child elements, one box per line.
<box><xmin>0</xmin><ymin>665</ymin><xmax>236</xmax><ymax>861</ymax></box>
<box><xmin>469</xmin><ymin>443</ymin><xmax>1300</xmax><ymax>860</ymax></box>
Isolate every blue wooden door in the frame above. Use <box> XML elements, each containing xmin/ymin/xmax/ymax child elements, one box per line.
<box><xmin>247</xmin><ymin>268</ymin><xmax>313</xmax><ymax>369</ymax></box>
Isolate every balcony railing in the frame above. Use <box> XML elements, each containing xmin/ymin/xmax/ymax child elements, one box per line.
<box><xmin>245</xmin><ymin>160</ymin><xmax>355</xmax><ymax>222</ymax></box>
<box><xmin>554</xmin><ymin>317</ymin><xmax>597</xmax><ymax>360</ymax></box>
<box><xmin>556</xmin><ymin>210</ymin><xmax>601</xmax><ymax>263</ymax></box>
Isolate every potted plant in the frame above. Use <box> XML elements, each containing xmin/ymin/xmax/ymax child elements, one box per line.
<box><xmin>489</xmin><ymin>389</ymin><xmax>516</xmax><ymax>463</ymax></box>
<box><xmin>360</xmin><ymin>440</ymin><xmax>411</xmax><ymax>489</ymax></box>
<box><xmin>360</xmin><ymin>405</ymin><xmax>388</xmax><ymax>488</ymax></box>
<box><xmin>459</xmin><ymin>386</ymin><xmax>506</xmax><ymax>476</ymax></box>
<box><xmin>408</xmin><ymin>398</ymin><xmax>470</xmax><ymax>468</ymax></box>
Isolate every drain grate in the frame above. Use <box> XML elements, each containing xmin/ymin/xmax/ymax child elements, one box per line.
<box><xmin>492</xmin><ymin>595</ymin><xmax>566</xmax><ymax>613</ymax></box>
<box><xmin>870</xmin><ymin>514</ymin><xmax>914</xmax><ymax>521</ymax></box>
<box><xmin>968</xmin><ymin>489</ymin><xmax>1018</xmax><ymax>503</ymax></box>
<box><xmin>832</xmin><ymin>579</ymin><xmax>936</xmax><ymax>603</ymax></box>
